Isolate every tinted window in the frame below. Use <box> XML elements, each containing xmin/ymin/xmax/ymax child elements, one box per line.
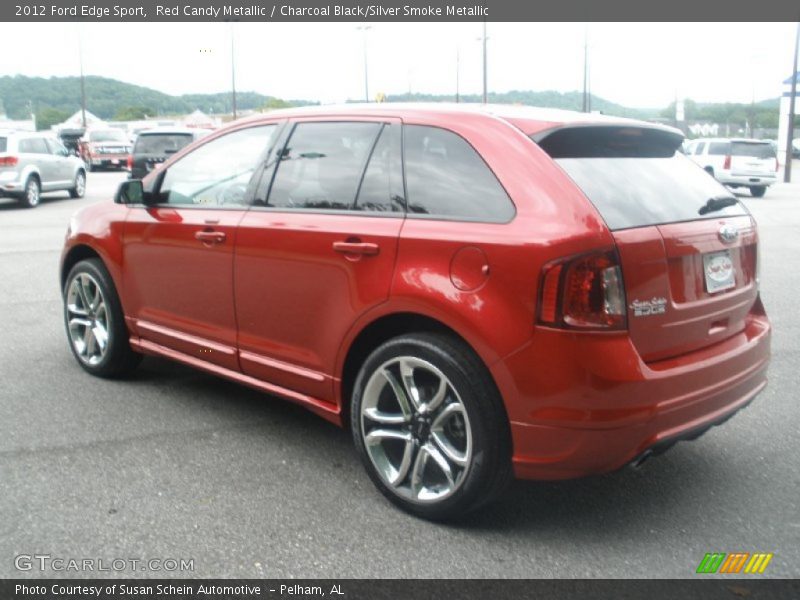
<box><xmin>158</xmin><ymin>125</ymin><xmax>276</xmax><ymax>208</ymax></box>
<box><xmin>403</xmin><ymin>125</ymin><xmax>514</xmax><ymax>222</ymax></box>
<box><xmin>46</xmin><ymin>139</ymin><xmax>68</xmax><ymax>155</ymax></box>
<box><xmin>0</xmin><ymin>137</ymin><xmax>7</xmax><ymax>152</ymax></box>
<box><xmin>89</xmin><ymin>130</ymin><xmax>127</xmax><ymax>142</ymax></box>
<box><xmin>555</xmin><ymin>154</ymin><xmax>747</xmax><ymax>230</ymax></box>
<box><xmin>135</xmin><ymin>133</ymin><xmax>194</xmax><ymax>156</ymax></box>
<box><xmin>708</xmin><ymin>142</ymin><xmax>730</xmax><ymax>155</ymax></box>
<box><xmin>18</xmin><ymin>138</ymin><xmax>49</xmax><ymax>154</ymax></box>
<box><xmin>695</xmin><ymin>142</ymin><xmax>706</xmax><ymax>155</ymax></box>
<box><xmin>731</xmin><ymin>142</ymin><xmax>775</xmax><ymax>159</ymax></box>
<box><xmin>355</xmin><ymin>124</ymin><xmax>404</xmax><ymax>212</ymax></box>
<box><xmin>268</xmin><ymin>122</ymin><xmax>381</xmax><ymax>210</ymax></box>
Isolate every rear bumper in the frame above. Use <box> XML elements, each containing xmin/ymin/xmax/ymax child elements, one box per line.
<box><xmin>717</xmin><ymin>173</ymin><xmax>776</xmax><ymax>187</ymax></box>
<box><xmin>496</xmin><ymin>306</ymin><xmax>771</xmax><ymax>480</ymax></box>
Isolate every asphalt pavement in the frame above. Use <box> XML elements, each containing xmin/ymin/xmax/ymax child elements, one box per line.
<box><xmin>0</xmin><ymin>170</ymin><xmax>798</xmax><ymax>578</ymax></box>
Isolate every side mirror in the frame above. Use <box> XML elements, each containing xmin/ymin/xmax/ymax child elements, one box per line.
<box><xmin>115</xmin><ymin>179</ymin><xmax>144</xmax><ymax>204</ymax></box>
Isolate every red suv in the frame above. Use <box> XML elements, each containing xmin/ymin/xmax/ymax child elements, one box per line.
<box><xmin>61</xmin><ymin>105</ymin><xmax>771</xmax><ymax>519</ymax></box>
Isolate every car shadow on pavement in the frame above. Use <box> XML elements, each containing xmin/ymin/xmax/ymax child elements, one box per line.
<box><xmin>128</xmin><ymin>357</ymin><xmax>739</xmax><ymax>536</ymax></box>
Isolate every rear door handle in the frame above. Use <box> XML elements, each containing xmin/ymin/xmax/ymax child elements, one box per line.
<box><xmin>195</xmin><ymin>230</ymin><xmax>226</xmax><ymax>244</ymax></box>
<box><xmin>332</xmin><ymin>241</ymin><xmax>380</xmax><ymax>256</ymax></box>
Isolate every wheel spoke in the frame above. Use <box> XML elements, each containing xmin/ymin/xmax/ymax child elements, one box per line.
<box><xmin>365</xmin><ymin>429</ymin><xmax>415</xmax><ymax>486</ymax></box>
<box><xmin>83</xmin><ymin>327</ymin><xmax>96</xmax><ymax>357</ymax></box>
<box><xmin>379</xmin><ymin>368</ymin><xmax>413</xmax><ymax>419</ymax></box>
<box><xmin>69</xmin><ymin>317</ymin><xmax>92</xmax><ymax>330</ymax></box>
<box><xmin>425</xmin><ymin>442</ymin><xmax>456</xmax><ymax>489</ymax></box>
<box><xmin>399</xmin><ymin>359</ymin><xmax>422</xmax><ymax>411</ymax></box>
<box><xmin>76</xmin><ymin>276</ymin><xmax>91</xmax><ymax>311</ymax></box>
<box><xmin>427</xmin><ymin>376</ymin><xmax>448</xmax><ymax>413</ymax></box>
<box><xmin>93</xmin><ymin>323</ymin><xmax>108</xmax><ymax>351</ymax></box>
<box><xmin>431</xmin><ymin>403</ymin><xmax>469</xmax><ymax>466</ymax></box>
<box><xmin>364</xmin><ymin>406</ymin><xmax>409</xmax><ymax>425</ymax></box>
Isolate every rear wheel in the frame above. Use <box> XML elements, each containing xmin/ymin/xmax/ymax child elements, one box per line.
<box><xmin>63</xmin><ymin>258</ymin><xmax>142</xmax><ymax>378</ymax></box>
<box><xmin>351</xmin><ymin>333</ymin><xmax>512</xmax><ymax>520</ymax></box>
<box><xmin>20</xmin><ymin>176</ymin><xmax>40</xmax><ymax>208</ymax></box>
<box><xmin>750</xmin><ymin>186</ymin><xmax>766</xmax><ymax>198</ymax></box>
<box><xmin>69</xmin><ymin>170</ymin><xmax>86</xmax><ymax>198</ymax></box>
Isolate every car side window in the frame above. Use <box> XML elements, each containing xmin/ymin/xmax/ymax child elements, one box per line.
<box><xmin>403</xmin><ymin>125</ymin><xmax>515</xmax><ymax>223</ymax></box>
<box><xmin>268</xmin><ymin>121</ymin><xmax>381</xmax><ymax>210</ymax></box>
<box><xmin>46</xmin><ymin>139</ymin><xmax>68</xmax><ymax>156</ymax></box>
<box><xmin>708</xmin><ymin>142</ymin><xmax>729</xmax><ymax>156</ymax></box>
<box><xmin>157</xmin><ymin>125</ymin><xmax>276</xmax><ymax>208</ymax></box>
<box><xmin>19</xmin><ymin>138</ymin><xmax>49</xmax><ymax>154</ymax></box>
<box><xmin>354</xmin><ymin>124</ymin><xmax>404</xmax><ymax>213</ymax></box>
<box><xmin>695</xmin><ymin>142</ymin><xmax>706</xmax><ymax>155</ymax></box>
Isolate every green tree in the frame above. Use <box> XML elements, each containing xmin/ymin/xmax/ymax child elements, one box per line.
<box><xmin>114</xmin><ymin>106</ymin><xmax>155</xmax><ymax>120</ymax></box>
<box><xmin>36</xmin><ymin>107</ymin><xmax>70</xmax><ymax>131</ymax></box>
<box><xmin>260</xmin><ymin>97</ymin><xmax>294</xmax><ymax>111</ymax></box>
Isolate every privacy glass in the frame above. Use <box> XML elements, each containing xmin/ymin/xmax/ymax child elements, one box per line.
<box><xmin>403</xmin><ymin>125</ymin><xmax>515</xmax><ymax>222</ymax></box>
<box><xmin>268</xmin><ymin>122</ymin><xmax>381</xmax><ymax>210</ymax></box>
<box><xmin>555</xmin><ymin>153</ymin><xmax>748</xmax><ymax>230</ymax></box>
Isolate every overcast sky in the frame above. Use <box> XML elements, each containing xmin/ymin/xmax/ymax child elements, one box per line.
<box><xmin>2</xmin><ymin>22</ymin><xmax>797</xmax><ymax>107</ymax></box>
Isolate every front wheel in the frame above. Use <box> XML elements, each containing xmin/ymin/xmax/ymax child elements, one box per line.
<box><xmin>351</xmin><ymin>333</ymin><xmax>512</xmax><ymax>520</ymax></box>
<box><xmin>750</xmin><ymin>186</ymin><xmax>766</xmax><ymax>198</ymax></box>
<box><xmin>63</xmin><ymin>258</ymin><xmax>141</xmax><ymax>378</ymax></box>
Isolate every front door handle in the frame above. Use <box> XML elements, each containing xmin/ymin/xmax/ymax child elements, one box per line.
<box><xmin>332</xmin><ymin>241</ymin><xmax>380</xmax><ymax>256</ymax></box>
<box><xmin>195</xmin><ymin>230</ymin><xmax>226</xmax><ymax>244</ymax></box>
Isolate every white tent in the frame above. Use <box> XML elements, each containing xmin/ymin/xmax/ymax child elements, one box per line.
<box><xmin>55</xmin><ymin>110</ymin><xmax>107</xmax><ymax>131</ymax></box>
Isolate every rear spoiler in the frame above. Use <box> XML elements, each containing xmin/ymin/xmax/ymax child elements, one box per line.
<box><xmin>533</xmin><ymin>124</ymin><xmax>684</xmax><ymax>159</ymax></box>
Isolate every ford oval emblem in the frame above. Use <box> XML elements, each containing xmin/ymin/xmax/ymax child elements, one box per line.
<box><xmin>718</xmin><ymin>225</ymin><xmax>739</xmax><ymax>244</ymax></box>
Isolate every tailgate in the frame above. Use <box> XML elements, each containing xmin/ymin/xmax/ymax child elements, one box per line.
<box><xmin>614</xmin><ymin>215</ymin><xmax>758</xmax><ymax>362</ymax></box>
<box><xmin>730</xmin><ymin>141</ymin><xmax>776</xmax><ymax>176</ymax></box>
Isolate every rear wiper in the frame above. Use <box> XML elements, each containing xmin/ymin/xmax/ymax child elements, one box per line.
<box><xmin>698</xmin><ymin>195</ymin><xmax>738</xmax><ymax>215</ymax></box>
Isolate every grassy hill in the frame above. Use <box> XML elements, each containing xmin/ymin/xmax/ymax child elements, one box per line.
<box><xmin>0</xmin><ymin>75</ymin><xmax>311</xmax><ymax>126</ymax></box>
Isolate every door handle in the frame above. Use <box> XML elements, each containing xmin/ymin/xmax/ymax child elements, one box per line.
<box><xmin>195</xmin><ymin>230</ymin><xmax>226</xmax><ymax>244</ymax></box>
<box><xmin>332</xmin><ymin>241</ymin><xmax>380</xmax><ymax>256</ymax></box>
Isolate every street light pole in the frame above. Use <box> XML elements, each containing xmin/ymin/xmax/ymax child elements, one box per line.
<box><xmin>356</xmin><ymin>25</ymin><xmax>372</xmax><ymax>102</ymax></box>
<box><xmin>784</xmin><ymin>22</ymin><xmax>799</xmax><ymax>183</ymax></box>
<box><xmin>482</xmin><ymin>22</ymin><xmax>488</xmax><ymax>104</ymax></box>
<box><xmin>78</xmin><ymin>25</ymin><xmax>87</xmax><ymax>128</ymax></box>
<box><xmin>582</xmin><ymin>26</ymin><xmax>589</xmax><ymax>113</ymax></box>
<box><xmin>231</xmin><ymin>23</ymin><xmax>238</xmax><ymax>120</ymax></box>
<box><xmin>456</xmin><ymin>46</ymin><xmax>460</xmax><ymax>103</ymax></box>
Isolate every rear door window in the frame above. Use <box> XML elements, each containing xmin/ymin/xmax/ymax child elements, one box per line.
<box><xmin>0</xmin><ymin>137</ymin><xmax>7</xmax><ymax>152</ymax></box>
<box><xmin>267</xmin><ymin>121</ymin><xmax>381</xmax><ymax>210</ymax></box>
<box><xmin>19</xmin><ymin>138</ymin><xmax>49</xmax><ymax>154</ymax></box>
<box><xmin>403</xmin><ymin>125</ymin><xmax>514</xmax><ymax>222</ymax></box>
<box><xmin>354</xmin><ymin>124</ymin><xmax>404</xmax><ymax>213</ymax></box>
<box><xmin>707</xmin><ymin>142</ymin><xmax>730</xmax><ymax>155</ymax></box>
<box><xmin>536</xmin><ymin>126</ymin><xmax>748</xmax><ymax>231</ymax></box>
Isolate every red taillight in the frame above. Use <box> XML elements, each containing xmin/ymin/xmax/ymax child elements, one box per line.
<box><xmin>127</xmin><ymin>155</ymin><xmax>133</xmax><ymax>170</ymax></box>
<box><xmin>0</xmin><ymin>155</ymin><xmax>19</xmax><ymax>167</ymax></box>
<box><xmin>538</xmin><ymin>250</ymin><xmax>627</xmax><ymax>330</ymax></box>
<box><xmin>723</xmin><ymin>155</ymin><xmax>731</xmax><ymax>170</ymax></box>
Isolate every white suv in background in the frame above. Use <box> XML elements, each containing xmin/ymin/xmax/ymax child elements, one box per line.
<box><xmin>685</xmin><ymin>138</ymin><xmax>778</xmax><ymax>198</ymax></box>
<box><xmin>0</xmin><ymin>130</ymin><xmax>87</xmax><ymax>208</ymax></box>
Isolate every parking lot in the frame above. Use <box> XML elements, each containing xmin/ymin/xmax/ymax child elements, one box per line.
<box><xmin>0</xmin><ymin>169</ymin><xmax>798</xmax><ymax>578</ymax></box>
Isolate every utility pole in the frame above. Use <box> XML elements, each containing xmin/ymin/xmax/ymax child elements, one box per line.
<box><xmin>785</xmin><ymin>22</ymin><xmax>799</xmax><ymax>183</ymax></box>
<box><xmin>230</xmin><ymin>24</ymin><xmax>238</xmax><ymax>120</ymax></box>
<box><xmin>456</xmin><ymin>46</ymin><xmax>460</xmax><ymax>103</ymax></box>
<box><xmin>482</xmin><ymin>22</ymin><xmax>488</xmax><ymax>103</ymax></box>
<box><xmin>582</xmin><ymin>26</ymin><xmax>589</xmax><ymax>113</ymax></box>
<box><xmin>78</xmin><ymin>26</ymin><xmax>87</xmax><ymax>128</ymax></box>
<box><xmin>356</xmin><ymin>25</ymin><xmax>372</xmax><ymax>102</ymax></box>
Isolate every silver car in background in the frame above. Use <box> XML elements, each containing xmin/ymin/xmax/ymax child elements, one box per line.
<box><xmin>0</xmin><ymin>130</ymin><xmax>87</xmax><ymax>208</ymax></box>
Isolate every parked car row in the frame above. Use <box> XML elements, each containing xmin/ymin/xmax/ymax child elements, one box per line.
<box><xmin>61</xmin><ymin>105</ymin><xmax>771</xmax><ymax>519</ymax></box>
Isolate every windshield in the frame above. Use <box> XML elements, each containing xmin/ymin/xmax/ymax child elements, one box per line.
<box><xmin>134</xmin><ymin>133</ymin><xmax>194</xmax><ymax>156</ymax></box>
<box><xmin>89</xmin><ymin>130</ymin><xmax>127</xmax><ymax>142</ymax></box>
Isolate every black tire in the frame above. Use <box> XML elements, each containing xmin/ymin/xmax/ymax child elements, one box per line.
<box><xmin>63</xmin><ymin>258</ymin><xmax>142</xmax><ymax>378</ymax></box>
<box><xmin>350</xmin><ymin>332</ymin><xmax>512</xmax><ymax>520</ymax></box>
<box><xmin>20</xmin><ymin>176</ymin><xmax>41</xmax><ymax>208</ymax></box>
<box><xmin>69</xmin><ymin>170</ymin><xmax>86</xmax><ymax>199</ymax></box>
<box><xmin>750</xmin><ymin>186</ymin><xmax>766</xmax><ymax>198</ymax></box>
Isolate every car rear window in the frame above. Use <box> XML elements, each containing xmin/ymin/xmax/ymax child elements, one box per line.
<box><xmin>134</xmin><ymin>133</ymin><xmax>194</xmax><ymax>155</ymax></box>
<box><xmin>732</xmin><ymin>141</ymin><xmax>775</xmax><ymax>159</ymax></box>
<box><xmin>536</xmin><ymin>126</ymin><xmax>748</xmax><ymax>231</ymax></box>
<box><xmin>89</xmin><ymin>130</ymin><xmax>127</xmax><ymax>142</ymax></box>
<box><xmin>707</xmin><ymin>142</ymin><xmax>730</xmax><ymax>155</ymax></box>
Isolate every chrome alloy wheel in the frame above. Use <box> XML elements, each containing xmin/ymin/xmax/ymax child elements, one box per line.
<box><xmin>360</xmin><ymin>356</ymin><xmax>473</xmax><ymax>503</ymax></box>
<box><xmin>74</xmin><ymin>172</ymin><xmax>86</xmax><ymax>196</ymax></box>
<box><xmin>25</xmin><ymin>179</ymin><xmax>40</xmax><ymax>207</ymax></box>
<box><xmin>66</xmin><ymin>273</ymin><xmax>110</xmax><ymax>366</ymax></box>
